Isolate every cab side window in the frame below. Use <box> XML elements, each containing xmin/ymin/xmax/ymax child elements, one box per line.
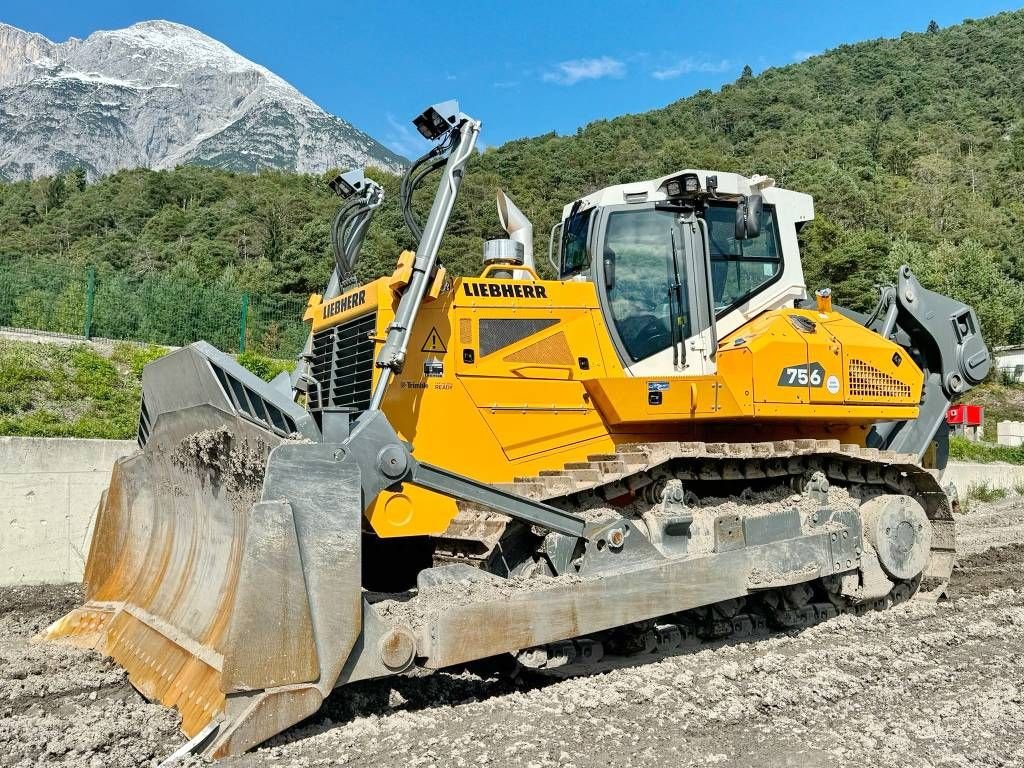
<box><xmin>603</xmin><ymin>208</ymin><xmax>687</xmax><ymax>362</ymax></box>
<box><xmin>704</xmin><ymin>202</ymin><xmax>782</xmax><ymax>313</ymax></box>
<box><xmin>560</xmin><ymin>208</ymin><xmax>593</xmax><ymax>278</ymax></box>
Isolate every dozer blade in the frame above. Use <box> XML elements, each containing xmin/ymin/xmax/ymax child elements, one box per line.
<box><xmin>42</xmin><ymin>343</ymin><xmax>364</xmax><ymax>757</ymax></box>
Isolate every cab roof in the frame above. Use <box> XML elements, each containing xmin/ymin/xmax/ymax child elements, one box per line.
<box><xmin>560</xmin><ymin>169</ymin><xmax>814</xmax><ymax>223</ymax></box>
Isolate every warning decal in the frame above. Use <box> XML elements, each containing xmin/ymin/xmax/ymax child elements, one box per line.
<box><xmin>421</xmin><ymin>327</ymin><xmax>447</xmax><ymax>354</ymax></box>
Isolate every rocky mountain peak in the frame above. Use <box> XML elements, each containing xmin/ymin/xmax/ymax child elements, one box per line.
<box><xmin>0</xmin><ymin>20</ymin><xmax>404</xmax><ymax>180</ymax></box>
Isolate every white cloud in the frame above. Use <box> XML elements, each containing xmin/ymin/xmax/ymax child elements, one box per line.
<box><xmin>542</xmin><ymin>56</ymin><xmax>625</xmax><ymax>85</ymax></box>
<box><xmin>493</xmin><ymin>80</ymin><xmax>520</xmax><ymax>89</ymax></box>
<box><xmin>651</xmin><ymin>57</ymin><xmax>732</xmax><ymax>80</ymax></box>
<box><xmin>792</xmin><ymin>50</ymin><xmax>818</xmax><ymax>62</ymax></box>
<box><xmin>383</xmin><ymin>112</ymin><xmax>432</xmax><ymax>159</ymax></box>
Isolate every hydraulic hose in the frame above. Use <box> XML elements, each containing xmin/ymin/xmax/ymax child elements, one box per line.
<box><xmin>338</xmin><ymin>212</ymin><xmax>373</xmax><ymax>289</ymax></box>
<box><xmin>330</xmin><ymin>197</ymin><xmax>364</xmax><ymax>278</ymax></box>
<box><xmin>401</xmin><ymin>146</ymin><xmax>448</xmax><ymax>245</ymax></box>
<box><xmin>331</xmin><ymin>185</ymin><xmax>384</xmax><ymax>285</ymax></box>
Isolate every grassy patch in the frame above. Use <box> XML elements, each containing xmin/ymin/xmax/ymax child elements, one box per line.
<box><xmin>237</xmin><ymin>351</ymin><xmax>295</xmax><ymax>382</ymax></box>
<box><xmin>948</xmin><ymin>435</ymin><xmax>1024</xmax><ymax>464</ymax></box>
<box><xmin>0</xmin><ymin>340</ymin><xmax>154</xmax><ymax>439</ymax></box>
<box><xmin>966</xmin><ymin>481</ymin><xmax>1009</xmax><ymax>503</ymax></box>
<box><xmin>110</xmin><ymin>342</ymin><xmax>170</xmax><ymax>377</ymax></box>
<box><xmin>0</xmin><ymin>340</ymin><xmax>293</xmax><ymax>439</ymax></box>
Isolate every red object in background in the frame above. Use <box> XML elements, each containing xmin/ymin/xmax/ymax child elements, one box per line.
<box><xmin>947</xmin><ymin>405</ymin><xmax>984</xmax><ymax>426</ymax></box>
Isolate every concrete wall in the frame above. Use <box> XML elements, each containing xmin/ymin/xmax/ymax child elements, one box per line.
<box><xmin>0</xmin><ymin>437</ymin><xmax>135</xmax><ymax>586</ymax></box>
<box><xmin>943</xmin><ymin>461</ymin><xmax>1024</xmax><ymax>498</ymax></box>
<box><xmin>997</xmin><ymin>421</ymin><xmax>1024</xmax><ymax>448</ymax></box>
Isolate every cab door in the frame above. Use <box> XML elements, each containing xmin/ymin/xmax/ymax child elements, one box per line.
<box><xmin>592</xmin><ymin>203</ymin><xmax>716</xmax><ymax>377</ymax></box>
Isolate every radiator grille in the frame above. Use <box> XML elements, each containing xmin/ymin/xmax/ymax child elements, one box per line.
<box><xmin>308</xmin><ymin>312</ymin><xmax>376</xmax><ymax>413</ymax></box>
<box><xmin>848</xmin><ymin>358</ymin><xmax>912</xmax><ymax>399</ymax></box>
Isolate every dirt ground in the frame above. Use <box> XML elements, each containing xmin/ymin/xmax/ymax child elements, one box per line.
<box><xmin>0</xmin><ymin>584</ymin><xmax>188</xmax><ymax>767</ymax></box>
<box><xmin>2</xmin><ymin>498</ymin><xmax>1023</xmax><ymax>768</ymax></box>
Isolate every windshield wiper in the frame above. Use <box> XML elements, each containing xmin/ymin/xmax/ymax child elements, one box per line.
<box><xmin>668</xmin><ymin>227</ymin><xmax>685</xmax><ymax>369</ymax></box>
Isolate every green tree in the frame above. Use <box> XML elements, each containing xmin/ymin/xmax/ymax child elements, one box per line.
<box><xmin>890</xmin><ymin>238</ymin><xmax>1024</xmax><ymax>344</ymax></box>
<box><xmin>45</xmin><ymin>175</ymin><xmax>67</xmax><ymax>211</ymax></box>
<box><xmin>66</xmin><ymin>167</ymin><xmax>87</xmax><ymax>193</ymax></box>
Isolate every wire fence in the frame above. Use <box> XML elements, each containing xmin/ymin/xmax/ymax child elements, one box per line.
<box><xmin>0</xmin><ymin>259</ymin><xmax>309</xmax><ymax>358</ymax></box>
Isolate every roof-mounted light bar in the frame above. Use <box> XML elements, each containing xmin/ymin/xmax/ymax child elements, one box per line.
<box><xmin>662</xmin><ymin>172</ymin><xmax>702</xmax><ymax>200</ymax></box>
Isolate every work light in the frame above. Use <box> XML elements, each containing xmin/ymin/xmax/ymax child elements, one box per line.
<box><xmin>413</xmin><ymin>100</ymin><xmax>462</xmax><ymax>140</ymax></box>
<box><xmin>329</xmin><ymin>168</ymin><xmax>367</xmax><ymax>198</ymax></box>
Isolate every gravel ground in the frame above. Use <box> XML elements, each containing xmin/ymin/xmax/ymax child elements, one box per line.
<box><xmin>955</xmin><ymin>496</ymin><xmax>1024</xmax><ymax>556</ymax></box>
<box><xmin>2</xmin><ymin>498</ymin><xmax>1023</xmax><ymax>767</ymax></box>
<box><xmin>0</xmin><ymin>585</ymin><xmax>188</xmax><ymax>767</ymax></box>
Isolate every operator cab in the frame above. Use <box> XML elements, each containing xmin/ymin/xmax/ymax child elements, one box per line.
<box><xmin>554</xmin><ymin>170</ymin><xmax>814</xmax><ymax>376</ymax></box>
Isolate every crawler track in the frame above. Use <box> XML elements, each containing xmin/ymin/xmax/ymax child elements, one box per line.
<box><xmin>434</xmin><ymin>439</ymin><xmax>955</xmax><ymax>678</ymax></box>
<box><xmin>439</xmin><ymin>438</ymin><xmax>953</xmax><ymax>595</ymax></box>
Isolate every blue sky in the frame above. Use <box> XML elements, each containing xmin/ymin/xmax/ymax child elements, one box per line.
<box><xmin>4</xmin><ymin>1</ymin><xmax>1021</xmax><ymax>157</ymax></box>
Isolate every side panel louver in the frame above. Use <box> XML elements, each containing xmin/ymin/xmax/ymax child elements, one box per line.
<box><xmin>847</xmin><ymin>358</ymin><xmax>912</xmax><ymax>401</ymax></box>
<box><xmin>479</xmin><ymin>318</ymin><xmax>559</xmax><ymax>358</ymax></box>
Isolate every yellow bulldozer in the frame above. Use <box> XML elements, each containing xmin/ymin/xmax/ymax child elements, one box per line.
<box><xmin>46</xmin><ymin>101</ymin><xmax>991</xmax><ymax>758</ymax></box>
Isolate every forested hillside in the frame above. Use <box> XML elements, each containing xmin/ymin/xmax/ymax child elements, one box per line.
<box><xmin>2</xmin><ymin>11</ymin><xmax>1023</xmax><ymax>344</ymax></box>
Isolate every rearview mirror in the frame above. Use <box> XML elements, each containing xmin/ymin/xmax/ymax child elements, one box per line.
<box><xmin>735</xmin><ymin>194</ymin><xmax>762</xmax><ymax>240</ymax></box>
<box><xmin>548</xmin><ymin>221</ymin><xmax>563</xmax><ymax>273</ymax></box>
<box><xmin>603</xmin><ymin>247</ymin><xmax>616</xmax><ymax>290</ymax></box>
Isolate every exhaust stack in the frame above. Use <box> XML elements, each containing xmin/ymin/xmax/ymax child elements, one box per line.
<box><xmin>496</xmin><ymin>189</ymin><xmax>534</xmax><ymax>274</ymax></box>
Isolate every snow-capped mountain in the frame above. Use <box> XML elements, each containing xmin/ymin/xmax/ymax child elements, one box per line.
<box><xmin>0</xmin><ymin>20</ymin><xmax>405</xmax><ymax>179</ymax></box>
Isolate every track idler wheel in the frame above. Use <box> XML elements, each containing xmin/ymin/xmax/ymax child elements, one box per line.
<box><xmin>860</xmin><ymin>495</ymin><xmax>932</xmax><ymax>581</ymax></box>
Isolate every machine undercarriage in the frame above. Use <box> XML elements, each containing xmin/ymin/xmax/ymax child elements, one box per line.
<box><xmin>374</xmin><ymin>436</ymin><xmax>951</xmax><ymax>670</ymax></box>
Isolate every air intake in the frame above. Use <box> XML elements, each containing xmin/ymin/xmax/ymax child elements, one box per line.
<box><xmin>479</xmin><ymin>317</ymin><xmax>558</xmax><ymax>357</ymax></box>
<box><xmin>848</xmin><ymin>358</ymin><xmax>912</xmax><ymax>400</ymax></box>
